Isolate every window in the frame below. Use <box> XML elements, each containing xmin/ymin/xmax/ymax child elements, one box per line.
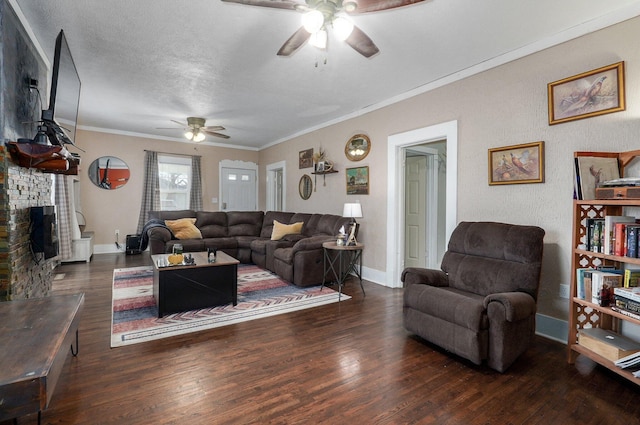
<box><xmin>158</xmin><ymin>154</ymin><xmax>192</xmax><ymax>210</ymax></box>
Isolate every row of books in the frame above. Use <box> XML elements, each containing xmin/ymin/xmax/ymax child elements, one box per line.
<box><xmin>584</xmin><ymin>216</ymin><xmax>640</xmax><ymax>257</ymax></box>
<box><xmin>575</xmin><ymin>268</ymin><xmax>640</xmax><ymax>306</ymax></box>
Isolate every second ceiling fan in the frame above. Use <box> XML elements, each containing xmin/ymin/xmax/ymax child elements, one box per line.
<box><xmin>162</xmin><ymin>117</ymin><xmax>230</xmax><ymax>142</ymax></box>
<box><xmin>221</xmin><ymin>0</ymin><xmax>426</xmax><ymax>58</ymax></box>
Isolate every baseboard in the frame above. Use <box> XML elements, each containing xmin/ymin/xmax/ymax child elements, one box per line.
<box><xmin>94</xmin><ymin>243</ymin><xmax>126</xmax><ymax>254</ymax></box>
<box><xmin>536</xmin><ymin>313</ymin><xmax>567</xmax><ymax>344</ymax></box>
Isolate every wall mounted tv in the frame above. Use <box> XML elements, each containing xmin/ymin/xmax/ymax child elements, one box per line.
<box><xmin>40</xmin><ymin>29</ymin><xmax>81</xmax><ymax>146</ymax></box>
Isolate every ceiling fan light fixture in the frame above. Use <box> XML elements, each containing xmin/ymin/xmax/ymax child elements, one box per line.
<box><xmin>333</xmin><ymin>16</ymin><xmax>354</xmax><ymax>41</ymax></box>
<box><xmin>342</xmin><ymin>0</ymin><xmax>357</xmax><ymax>12</ymax></box>
<box><xmin>193</xmin><ymin>131</ymin><xmax>205</xmax><ymax>142</ymax></box>
<box><xmin>302</xmin><ymin>10</ymin><xmax>324</xmax><ymax>33</ymax></box>
<box><xmin>185</xmin><ymin>130</ymin><xmax>194</xmax><ymax>140</ymax></box>
<box><xmin>309</xmin><ymin>29</ymin><xmax>328</xmax><ymax>49</ymax></box>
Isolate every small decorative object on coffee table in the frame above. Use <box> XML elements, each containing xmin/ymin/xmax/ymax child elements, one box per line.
<box><xmin>151</xmin><ymin>251</ymin><xmax>239</xmax><ymax>317</ymax></box>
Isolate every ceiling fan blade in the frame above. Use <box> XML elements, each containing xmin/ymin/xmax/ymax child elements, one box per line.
<box><xmin>277</xmin><ymin>27</ymin><xmax>311</xmax><ymax>56</ymax></box>
<box><xmin>170</xmin><ymin>120</ymin><xmax>187</xmax><ymax>127</ymax></box>
<box><xmin>348</xmin><ymin>0</ymin><xmax>426</xmax><ymax>13</ymax></box>
<box><xmin>221</xmin><ymin>0</ymin><xmax>300</xmax><ymax>10</ymax></box>
<box><xmin>202</xmin><ymin>125</ymin><xmax>225</xmax><ymax>131</ymax></box>
<box><xmin>345</xmin><ymin>25</ymin><xmax>379</xmax><ymax>58</ymax></box>
<box><xmin>202</xmin><ymin>129</ymin><xmax>230</xmax><ymax>139</ymax></box>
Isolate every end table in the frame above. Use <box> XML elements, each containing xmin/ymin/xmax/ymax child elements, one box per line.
<box><xmin>322</xmin><ymin>241</ymin><xmax>365</xmax><ymax>300</ymax></box>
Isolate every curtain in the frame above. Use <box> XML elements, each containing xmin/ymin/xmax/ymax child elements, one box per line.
<box><xmin>136</xmin><ymin>151</ymin><xmax>160</xmax><ymax>233</ymax></box>
<box><xmin>54</xmin><ymin>175</ymin><xmax>73</xmax><ymax>259</ymax></box>
<box><xmin>190</xmin><ymin>155</ymin><xmax>203</xmax><ymax>211</ymax></box>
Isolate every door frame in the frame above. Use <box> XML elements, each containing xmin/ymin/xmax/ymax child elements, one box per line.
<box><xmin>219</xmin><ymin>159</ymin><xmax>259</xmax><ymax>211</ymax></box>
<box><xmin>386</xmin><ymin>120</ymin><xmax>457</xmax><ymax>288</ymax></box>
<box><xmin>266</xmin><ymin>161</ymin><xmax>286</xmax><ymax>211</ymax></box>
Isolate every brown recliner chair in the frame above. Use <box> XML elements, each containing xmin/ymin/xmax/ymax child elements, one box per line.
<box><xmin>402</xmin><ymin>221</ymin><xmax>545</xmax><ymax>372</ymax></box>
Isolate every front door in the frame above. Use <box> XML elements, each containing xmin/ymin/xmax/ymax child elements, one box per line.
<box><xmin>221</xmin><ymin>167</ymin><xmax>257</xmax><ymax>211</ymax></box>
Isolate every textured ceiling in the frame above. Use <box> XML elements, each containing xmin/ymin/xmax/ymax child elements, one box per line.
<box><xmin>11</xmin><ymin>0</ymin><xmax>640</xmax><ymax>150</ymax></box>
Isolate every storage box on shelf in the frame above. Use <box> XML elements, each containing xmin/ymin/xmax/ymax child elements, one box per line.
<box><xmin>569</xmin><ymin>149</ymin><xmax>640</xmax><ymax>386</ymax></box>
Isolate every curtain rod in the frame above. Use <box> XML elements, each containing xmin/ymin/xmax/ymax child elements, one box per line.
<box><xmin>144</xmin><ymin>149</ymin><xmax>201</xmax><ymax>158</ymax></box>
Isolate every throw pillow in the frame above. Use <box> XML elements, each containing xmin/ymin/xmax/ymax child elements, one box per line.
<box><xmin>271</xmin><ymin>220</ymin><xmax>303</xmax><ymax>241</ymax></box>
<box><xmin>165</xmin><ymin>218</ymin><xmax>202</xmax><ymax>240</ymax></box>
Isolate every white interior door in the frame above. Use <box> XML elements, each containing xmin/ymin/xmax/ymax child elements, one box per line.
<box><xmin>404</xmin><ymin>155</ymin><xmax>427</xmax><ymax>269</ymax></box>
<box><xmin>221</xmin><ymin>167</ymin><xmax>257</xmax><ymax>211</ymax></box>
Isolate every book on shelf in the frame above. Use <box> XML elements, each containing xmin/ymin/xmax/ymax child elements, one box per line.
<box><xmin>611</xmin><ymin>305</ymin><xmax>640</xmax><ymax>321</ymax></box>
<box><xmin>591</xmin><ymin>270</ymin><xmax>622</xmax><ymax>305</ymax></box>
<box><xmin>586</xmin><ymin>218</ymin><xmax>605</xmax><ymax>253</ymax></box>
<box><xmin>575</xmin><ymin>268</ymin><xmax>593</xmax><ymax>300</ymax></box>
<box><xmin>624</xmin><ymin>269</ymin><xmax>640</xmax><ymax>288</ymax></box>
<box><xmin>627</xmin><ymin>225</ymin><xmax>640</xmax><ymax>258</ymax></box>
<box><xmin>614</xmin><ymin>296</ymin><xmax>640</xmax><ymax>313</ymax></box>
<box><xmin>614</xmin><ymin>222</ymin><xmax>630</xmax><ymax>256</ymax></box>
<box><xmin>614</xmin><ymin>286</ymin><xmax>640</xmax><ymax>304</ymax></box>
<box><xmin>579</xmin><ymin>328</ymin><xmax>640</xmax><ymax>362</ymax></box>
<box><xmin>615</xmin><ymin>348</ymin><xmax>640</xmax><ymax>369</ymax></box>
<box><xmin>604</xmin><ymin>216</ymin><xmax>636</xmax><ymax>255</ymax></box>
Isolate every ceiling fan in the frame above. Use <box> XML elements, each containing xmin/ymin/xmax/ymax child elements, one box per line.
<box><xmin>160</xmin><ymin>117</ymin><xmax>230</xmax><ymax>141</ymax></box>
<box><xmin>221</xmin><ymin>0</ymin><xmax>426</xmax><ymax>58</ymax></box>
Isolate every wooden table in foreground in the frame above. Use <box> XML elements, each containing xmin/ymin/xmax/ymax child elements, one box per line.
<box><xmin>151</xmin><ymin>251</ymin><xmax>240</xmax><ymax>317</ymax></box>
<box><xmin>0</xmin><ymin>293</ymin><xmax>85</xmax><ymax>423</ymax></box>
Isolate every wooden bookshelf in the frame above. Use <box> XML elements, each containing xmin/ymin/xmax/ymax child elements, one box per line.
<box><xmin>568</xmin><ymin>150</ymin><xmax>640</xmax><ymax>385</ymax></box>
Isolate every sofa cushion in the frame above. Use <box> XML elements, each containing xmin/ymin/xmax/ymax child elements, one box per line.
<box><xmin>227</xmin><ymin>211</ymin><xmax>264</xmax><ymax>237</ymax></box>
<box><xmin>165</xmin><ymin>218</ymin><xmax>202</xmax><ymax>240</ymax></box>
<box><xmin>149</xmin><ymin>210</ymin><xmax>196</xmax><ymax>221</ymax></box>
<box><xmin>271</xmin><ymin>220</ymin><xmax>303</xmax><ymax>241</ymax></box>
<box><xmin>260</xmin><ymin>212</ymin><xmax>296</xmax><ymax>238</ymax></box>
<box><xmin>403</xmin><ymin>284</ymin><xmax>488</xmax><ymax>332</ymax></box>
<box><xmin>196</xmin><ymin>211</ymin><xmax>228</xmax><ymax>238</ymax></box>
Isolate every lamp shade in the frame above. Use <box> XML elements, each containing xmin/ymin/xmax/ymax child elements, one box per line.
<box><xmin>343</xmin><ymin>202</ymin><xmax>363</xmax><ymax>219</ymax></box>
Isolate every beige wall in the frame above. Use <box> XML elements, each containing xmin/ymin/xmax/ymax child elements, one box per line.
<box><xmin>76</xmin><ymin>130</ymin><xmax>258</xmax><ymax>248</ymax></box>
<box><xmin>79</xmin><ymin>17</ymin><xmax>640</xmax><ymax>322</ymax></box>
<box><xmin>259</xmin><ymin>16</ymin><xmax>640</xmax><ymax>305</ymax></box>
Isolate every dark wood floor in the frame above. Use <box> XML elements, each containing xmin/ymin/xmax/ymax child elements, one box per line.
<box><xmin>4</xmin><ymin>252</ymin><xmax>640</xmax><ymax>424</ymax></box>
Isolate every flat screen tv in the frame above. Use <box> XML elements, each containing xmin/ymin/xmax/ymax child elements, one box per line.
<box><xmin>41</xmin><ymin>29</ymin><xmax>81</xmax><ymax>146</ymax></box>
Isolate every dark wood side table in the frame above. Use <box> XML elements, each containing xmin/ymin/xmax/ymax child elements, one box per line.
<box><xmin>322</xmin><ymin>241</ymin><xmax>365</xmax><ymax>300</ymax></box>
<box><xmin>0</xmin><ymin>293</ymin><xmax>84</xmax><ymax>424</ymax></box>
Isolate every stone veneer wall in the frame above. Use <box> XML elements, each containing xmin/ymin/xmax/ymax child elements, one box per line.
<box><xmin>0</xmin><ymin>146</ymin><xmax>54</xmax><ymax>301</ymax></box>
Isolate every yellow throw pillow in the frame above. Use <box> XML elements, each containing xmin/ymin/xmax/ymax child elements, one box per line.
<box><xmin>165</xmin><ymin>218</ymin><xmax>202</xmax><ymax>240</ymax></box>
<box><xmin>271</xmin><ymin>220</ymin><xmax>303</xmax><ymax>241</ymax></box>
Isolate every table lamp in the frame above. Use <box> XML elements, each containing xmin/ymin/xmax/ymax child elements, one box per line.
<box><xmin>342</xmin><ymin>202</ymin><xmax>363</xmax><ymax>245</ymax></box>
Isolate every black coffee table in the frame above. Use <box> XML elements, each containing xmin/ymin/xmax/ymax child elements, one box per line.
<box><xmin>151</xmin><ymin>251</ymin><xmax>239</xmax><ymax>317</ymax></box>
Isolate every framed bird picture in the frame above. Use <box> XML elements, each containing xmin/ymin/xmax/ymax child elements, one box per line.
<box><xmin>548</xmin><ymin>61</ymin><xmax>625</xmax><ymax>125</ymax></box>
<box><xmin>488</xmin><ymin>141</ymin><xmax>544</xmax><ymax>185</ymax></box>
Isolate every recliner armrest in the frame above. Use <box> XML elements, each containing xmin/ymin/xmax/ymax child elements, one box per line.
<box><xmin>483</xmin><ymin>292</ymin><xmax>536</xmax><ymax>322</ymax></box>
<box><xmin>401</xmin><ymin>267</ymin><xmax>448</xmax><ymax>288</ymax></box>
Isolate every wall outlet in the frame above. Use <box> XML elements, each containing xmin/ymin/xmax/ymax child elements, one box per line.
<box><xmin>559</xmin><ymin>284</ymin><xmax>570</xmax><ymax>299</ymax></box>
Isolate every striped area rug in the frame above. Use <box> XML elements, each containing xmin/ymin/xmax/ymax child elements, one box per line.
<box><xmin>111</xmin><ymin>264</ymin><xmax>348</xmax><ymax>347</ymax></box>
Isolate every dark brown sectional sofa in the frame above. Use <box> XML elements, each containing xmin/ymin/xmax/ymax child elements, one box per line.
<box><xmin>145</xmin><ymin>210</ymin><xmax>353</xmax><ymax>287</ymax></box>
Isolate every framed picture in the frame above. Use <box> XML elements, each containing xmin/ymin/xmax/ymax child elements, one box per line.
<box><xmin>488</xmin><ymin>142</ymin><xmax>544</xmax><ymax>185</ymax></box>
<box><xmin>548</xmin><ymin>61</ymin><xmax>625</xmax><ymax>125</ymax></box>
<box><xmin>574</xmin><ymin>152</ymin><xmax>620</xmax><ymax>200</ymax></box>
<box><xmin>346</xmin><ymin>166</ymin><xmax>369</xmax><ymax>194</ymax></box>
<box><xmin>299</xmin><ymin>148</ymin><xmax>313</xmax><ymax>169</ymax></box>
